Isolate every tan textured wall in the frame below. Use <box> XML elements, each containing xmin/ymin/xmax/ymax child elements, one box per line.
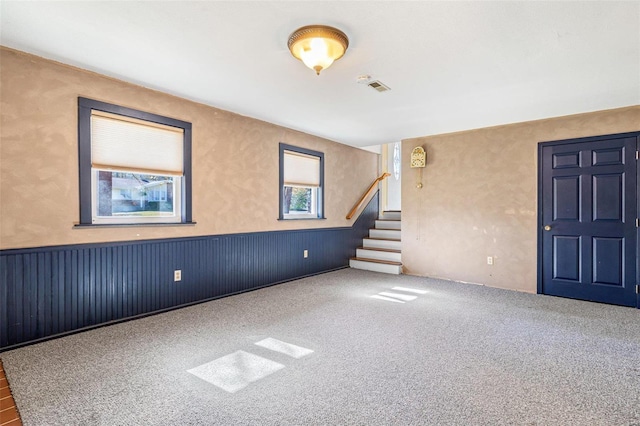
<box><xmin>0</xmin><ymin>48</ymin><xmax>378</xmax><ymax>249</ymax></box>
<box><xmin>402</xmin><ymin>107</ymin><xmax>640</xmax><ymax>293</ymax></box>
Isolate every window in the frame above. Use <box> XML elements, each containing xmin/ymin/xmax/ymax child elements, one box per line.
<box><xmin>393</xmin><ymin>142</ymin><xmax>400</xmax><ymax>180</ymax></box>
<box><xmin>279</xmin><ymin>143</ymin><xmax>324</xmax><ymax>220</ymax></box>
<box><xmin>78</xmin><ymin>98</ymin><xmax>192</xmax><ymax>225</ymax></box>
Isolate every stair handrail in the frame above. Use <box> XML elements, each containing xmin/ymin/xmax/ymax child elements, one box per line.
<box><xmin>346</xmin><ymin>172</ymin><xmax>391</xmax><ymax>220</ymax></box>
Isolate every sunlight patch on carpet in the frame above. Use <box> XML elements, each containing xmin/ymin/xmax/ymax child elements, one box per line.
<box><xmin>378</xmin><ymin>292</ymin><xmax>418</xmax><ymax>301</ymax></box>
<box><xmin>187</xmin><ymin>350</ymin><xmax>284</xmax><ymax>393</ymax></box>
<box><xmin>254</xmin><ymin>338</ymin><xmax>314</xmax><ymax>359</ymax></box>
<box><xmin>370</xmin><ymin>294</ymin><xmax>405</xmax><ymax>303</ymax></box>
<box><xmin>392</xmin><ymin>286</ymin><xmax>428</xmax><ymax>294</ymax></box>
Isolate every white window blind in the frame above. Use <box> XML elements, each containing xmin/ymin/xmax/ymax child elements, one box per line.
<box><xmin>283</xmin><ymin>150</ymin><xmax>320</xmax><ymax>187</ymax></box>
<box><xmin>91</xmin><ymin>111</ymin><xmax>184</xmax><ymax>175</ymax></box>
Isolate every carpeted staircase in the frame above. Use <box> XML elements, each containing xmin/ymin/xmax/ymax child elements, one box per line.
<box><xmin>349</xmin><ymin>210</ymin><xmax>402</xmax><ymax>274</ymax></box>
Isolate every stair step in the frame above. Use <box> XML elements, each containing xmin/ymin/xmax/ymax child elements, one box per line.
<box><xmin>350</xmin><ymin>257</ymin><xmax>402</xmax><ymax>265</ymax></box>
<box><xmin>375</xmin><ymin>219</ymin><xmax>401</xmax><ymax>230</ymax></box>
<box><xmin>356</xmin><ymin>247</ymin><xmax>402</xmax><ymax>262</ymax></box>
<box><xmin>350</xmin><ymin>257</ymin><xmax>402</xmax><ymax>274</ymax></box>
<box><xmin>354</xmin><ymin>210</ymin><xmax>402</xmax><ymax>274</ymax></box>
<box><xmin>363</xmin><ymin>238</ymin><xmax>401</xmax><ymax>250</ymax></box>
<box><xmin>356</xmin><ymin>246</ymin><xmax>400</xmax><ymax>253</ymax></box>
<box><xmin>380</xmin><ymin>211</ymin><xmax>401</xmax><ymax>220</ymax></box>
<box><xmin>370</xmin><ymin>229</ymin><xmax>401</xmax><ymax>239</ymax></box>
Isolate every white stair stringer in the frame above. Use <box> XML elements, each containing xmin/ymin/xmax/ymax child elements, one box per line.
<box><xmin>351</xmin><ymin>211</ymin><xmax>402</xmax><ymax>275</ymax></box>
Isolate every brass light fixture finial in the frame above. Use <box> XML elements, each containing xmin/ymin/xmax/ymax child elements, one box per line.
<box><xmin>288</xmin><ymin>25</ymin><xmax>349</xmax><ymax>75</ymax></box>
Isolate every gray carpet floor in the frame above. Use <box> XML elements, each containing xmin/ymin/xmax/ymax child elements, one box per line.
<box><xmin>1</xmin><ymin>269</ymin><xmax>639</xmax><ymax>425</ymax></box>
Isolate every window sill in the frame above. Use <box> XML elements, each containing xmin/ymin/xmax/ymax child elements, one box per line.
<box><xmin>74</xmin><ymin>222</ymin><xmax>197</xmax><ymax>229</ymax></box>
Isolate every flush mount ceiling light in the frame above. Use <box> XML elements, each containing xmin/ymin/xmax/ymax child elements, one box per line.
<box><xmin>287</xmin><ymin>25</ymin><xmax>349</xmax><ymax>75</ymax></box>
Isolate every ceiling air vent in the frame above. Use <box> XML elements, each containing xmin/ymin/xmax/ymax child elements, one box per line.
<box><xmin>367</xmin><ymin>80</ymin><xmax>391</xmax><ymax>93</ymax></box>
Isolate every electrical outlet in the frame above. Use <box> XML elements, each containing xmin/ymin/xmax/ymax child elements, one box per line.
<box><xmin>303</xmin><ymin>250</ymin><xmax>308</xmax><ymax>258</ymax></box>
<box><xmin>487</xmin><ymin>257</ymin><xmax>493</xmax><ymax>265</ymax></box>
<box><xmin>174</xmin><ymin>270</ymin><xmax>182</xmax><ymax>281</ymax></box>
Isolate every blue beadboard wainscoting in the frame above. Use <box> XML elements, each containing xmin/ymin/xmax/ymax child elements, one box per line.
<box><xmin>0</xmin><ymin>194</ymin><xmax>379</xmax><ymax>350</ymax></box>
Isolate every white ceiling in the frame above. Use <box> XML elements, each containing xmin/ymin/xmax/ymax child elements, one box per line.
<box><xmin>1</xmin><ymin>1</ymin><xmax>638</xmax><ymax>147</ymax></box>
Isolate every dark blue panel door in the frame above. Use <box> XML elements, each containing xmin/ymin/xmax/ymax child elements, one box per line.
<box><xmin>540</xmin><ymin>133</ymin><xmax>639</xmax><ymax>308</ymax></box>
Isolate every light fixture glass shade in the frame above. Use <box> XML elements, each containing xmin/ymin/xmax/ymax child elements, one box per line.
<box><xmin>288</xmin><ymin>25</ymin><xmax>349</xmax><ymax>75</ymax></box>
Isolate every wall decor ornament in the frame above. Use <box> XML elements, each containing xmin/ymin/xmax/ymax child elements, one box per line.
<box><xmin>410</xmin><ymin>146</ymin><xmax>426</xmax><ymax>188</ymax></box>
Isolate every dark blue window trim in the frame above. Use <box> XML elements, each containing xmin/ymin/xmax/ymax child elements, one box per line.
<box><xmin>77</xmin><ymin>97</ymin><xmax>193</xmax><ymax>225</ymax></box>
<box><xmin>279</xmin><ymin>143</ymin><xmax>325</xmax><ymax>220</ymax></box>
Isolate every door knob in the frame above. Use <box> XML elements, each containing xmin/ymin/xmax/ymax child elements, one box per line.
<box><xmin>544</xmin><ymin>225</ymin><xmax>552</xmax><ymax>231</ymax></box>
